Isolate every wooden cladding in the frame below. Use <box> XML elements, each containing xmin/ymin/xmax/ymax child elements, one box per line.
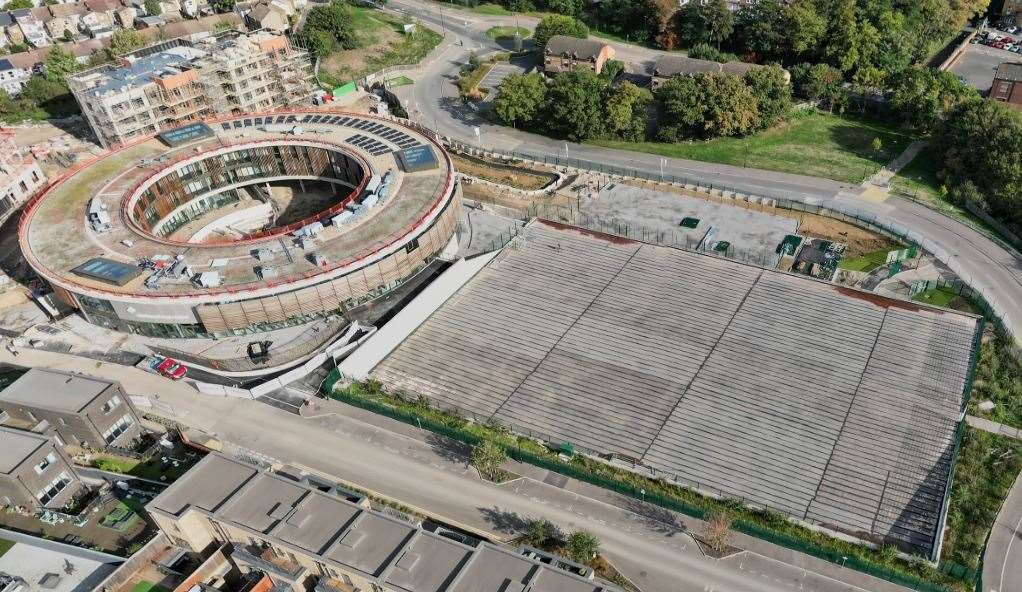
<box><xmin>196</xmin><ymin>199</ymin><xmax>460</xmax><ymax>332</ymax></box>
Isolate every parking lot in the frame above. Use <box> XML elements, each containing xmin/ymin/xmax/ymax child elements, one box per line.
<box><xmin>478</xmin><ymin>63</ymin><xmax>527</xmax><ymax>93</ymax></box>
<box><xmin>952</xmin><ymin>31</ymin><xmax>1022</xmax><ymax>92</ymax></box>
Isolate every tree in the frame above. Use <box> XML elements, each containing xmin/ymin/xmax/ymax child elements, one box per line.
<box><xmin>545</xmin><ymin>67</ymin><xmax>607</xmax><ymax>141</ymax></box>
<box><xmin>677</xmin><ymin>0</ymin><xmax>733</xmax><ymax>49</ymax></box>
<box><xmin>592</xmin><ymin>0</ymin><xmax>656</xmax><ymax>43</ymax></box>
<box><xmin>701</xmin><ymin>510</ymin><xmax>733</xmax><ymax>553</ymax></box>
<box><xmin>566</xmin><ymin>531</ymin><xmax>600</xmax><ymax>563</ymax></box>
<box><xmin>4</xmin><ymin>0</ymin><xmax>33</xmax><ymax>9</ymax></box>
<box><xmin>210</xmin><ymin>0</ymin><xmax>236</xmax><ymax>13</ymax></box>
<box><xmin>744</xmin><ymin>65</ymin><xmax>791</xmax><ymax>129</ymax></box>
<box><xmin>43</xmin><ymin>47</ymin><xmax>80</xmax><ymax>86</ymax></box>
<box><xmin>650</xmin><ymin>0</ymin><xmax>680</xmax><ymax>49</ymax></box>
<box><xmin>599</xmin><ymin>59</ymin><xmax>624</xmax><ymax>81</ymax></box>
<box><xmin>782</xmin><ymin>0</ymin><xmax>825</xmax><ymax>58</ymax></box>
<box><xmin>734</xmin><ymin>0</ymin><xmax>786</xmax><ymax>60</ymax></box>
<box><xmin>603</xmin><ymin>81</ymin><xmax>649</xmax><ymax>141</ymax></box>
<box><xmin>790</xmin><ymin>62</ymin><xmax>843</xmax><ymax>106</ymax></box>
<box><xmin>889</xmin><ymin>68</ymin><xmax>978</xmax><ymax>132</ymax></box>
<box><xmin>871</xmin><ymin>136</ymin><xmax>883</xmax><ymax>159</ymax></box>
<box><xmin>144</xmin><ymin>0</ymin><xmax>162</xmax><ymax>15</ymax></box>
<box><xmin>533</xmin><ymin>15</ymin><xmax>588</xmax><ymax>48</ymax></box>
<box><xmin>62</xmin><ymin>30</ymin><xmax>75</xmax><ymax>43</ymax></box>
<box><xmin>301</xmin><ymin>0</ymin><xmax>359</xmax><ymax>53</ymax></box>
<box><xmin>700</xmin><ymin>73</ymin><xmax>759</xmax><ymax>137</ymax></box>
<box><xmin>493</xmin><ymin>72</ymin><xmax>548</xmax><ymax>128</ymax></box>
<box><xmin>545</xmin><ymin>0</ymin><xmax>585</xmax><ymax>17</ymax></box>
<box><xmin>655</xmin><ymin>75</ymin><xmax>706</xmax><ymax>141</ymax></box>
<box><xmin>470</xmin><ymin>440</ymin><xmax>508</xmax><ymax>480</ymax></box>
<box><xmin>822</xmin><ymin>0</ymin><xmax>859</xmax><ymax>72</ymax></box>
<box><xmin>934</xmin><ymin>100</ymin><xmax>1022</xmax><ymax>229</ymax></box>
<box><xmin>110</xmin><ymin>29</ymin><xmax>145</xmax><ymax>56</ymax></box>
<box><xmin>522</xmin><ymin>519</ymin><xmax>558</xmax><ymax>547</ymax></box>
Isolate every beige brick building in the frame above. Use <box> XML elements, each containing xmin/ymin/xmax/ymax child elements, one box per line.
<box><xmin>149</xmin><ymin>454</ymin><xmax>621</xmax><ymax>592</ymax></box>
<box><xmin>69</xmin><ymin>30</ymin><xmax>314</xmax><ymax>148</ymax></box>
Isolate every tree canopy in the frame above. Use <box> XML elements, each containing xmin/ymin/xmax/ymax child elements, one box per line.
<box><xmin>298</xmin><ymin>0</ymin><xmax>359</xmax><ymax>57</ymax></box>
<box><xmin>533</xmin><ymin>15</ymin><xmax>588</xmax><ymax>48</ymax></box>
<box><xmin>493</xmin><ymin>72</ymin><xmax>548</xmax><ymax>129</ymax></box>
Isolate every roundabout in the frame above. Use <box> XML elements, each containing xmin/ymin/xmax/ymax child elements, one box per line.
<box><xmin>19</xmin><ymin>110</ymin><xmax>459</xmax><ymax>338</ymax></box>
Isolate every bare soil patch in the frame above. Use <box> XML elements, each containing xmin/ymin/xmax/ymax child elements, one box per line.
<box><xmin>453</xmin><ymin>153</ymin><xmax>556</xmax><ymax>191</ymax></box>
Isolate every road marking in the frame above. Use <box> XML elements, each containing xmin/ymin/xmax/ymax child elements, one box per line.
<box><xmin>996</xmin><ymin>508</ymin><xmax>1022</xmax><ymax>591</ymax></box>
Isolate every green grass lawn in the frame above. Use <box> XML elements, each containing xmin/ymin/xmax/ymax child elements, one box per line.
<box><xmin>589</xmin><ymin>111</ymin><xmax>917</xmax><ymax>184</ymax></box>
<box><xmin>385</xmin><ymin>75</ymin><xmax>414</xmax><ymax>87</ymax></box>
<box><xmin>466</xmin><ymin>2</ymin><xmax>513</xmax><ymax>15</ymax></box>
<box><xmin>485</xmin><ymin>25</ymin><xmax>530</xmax><ymax>39</ymax></box>
<box><xmin>131</xmin><ymin>581</ymin><xmax>170</xmax><ymax>592</ymax></box>
<box><xmin>0</xmin><ymin>538</ymin><xmax>14</xmax><ymax>558</ymax></box>
<box><xmin>969</xmin><ymin>334</ymin><xmax>1022</xmax><ymax>430</ymax></box>
<box><xmin>911</xmin><ymin>285</ymin><xmax>960</xmax><ymax>309</ymax></box>
<box><xmin>837</xmin><ymin>246</ymin><xmax>904</xmax><ymax>272</ymax></box>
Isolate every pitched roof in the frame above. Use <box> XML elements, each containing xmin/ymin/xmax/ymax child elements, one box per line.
<box><xmin>48</xmin><ymin>3</ymin><xmax>88</xmax><ymax>18</ymax></box>
<box><xmin>653</xmin><ymin>55</ymin><xmax>720</xmax><ymax>77</ymax></box>
<box><xmin>0</xmin><ymin>12</ymin><xmax>12</xmax><ymax>26</ymax></box>
<box><xmin>995</xmin><ymin>62</ymin><xmax>1022</xmax><ymax>82</ymax></box>
<box><xmin>544</xmin><ymin>35</ymin><xmax>607</xmax><ymax>60</ymax></box>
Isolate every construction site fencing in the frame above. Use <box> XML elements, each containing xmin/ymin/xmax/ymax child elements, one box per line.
<box><xmin>442</xmin><ymin>140</ymin><xmax>1016</xmax><ymax>349</ymax></box>
<box><xmin>324</xmin><ymin>380</ymin><xmax>971</xmax><ymax>592</ymax></box>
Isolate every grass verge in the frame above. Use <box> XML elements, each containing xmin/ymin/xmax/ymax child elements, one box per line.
<box><xmin>940</xmin><ymin>427</ymin><xmax>1022</xmax><ymax>572</ymax></box>
<box><xmin>837</xmin><ymin>245</ymin><xmax>904</xmax><ymax>272</ymax></box>
<box><xmin>0</xmin><ymin>538</ymin><xmax>13</xmax><ymax>558</ymax></box>
<box><xmin>969</xmin><ymin>333</ymin><xmax>1022</xmax><ymax>430</ymax></box>
<box><xmin>912</xmin><ymin>286</ymin><xmax>960</xmax><ymax>309</ymax></box>
<box><xmin>589</xmin><ymin>111</ymin><xmax>916</xmax><ymax>184</ymax></box>
<box><xmin>131</xmin><ymin>581</ymin><xmax>171</xmax><ymax>592</ymax></box>
<box><xmin>327</xmin><ymin>379</ymin><xmax>971</xmax><ymax>592</ymax></box>
<box><xmin>485</xmin><ymin>25</ymin><xmax>530</xmax><ymax>39</ymax></box>
<box><xmin>320</xmin><ymin>8</ymin><xmax>442</xmax><ymax>84</ymax></box>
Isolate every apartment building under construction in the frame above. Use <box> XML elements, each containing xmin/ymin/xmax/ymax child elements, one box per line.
<box><xmin>69</xmin><ymin>31</ymin><xmax>314</xmax><ymax>148</ymax></box>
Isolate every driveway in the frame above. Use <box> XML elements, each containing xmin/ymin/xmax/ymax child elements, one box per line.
<box><xmin>950</xmin><ymin>43</ymin><xmax>1019</xmax><ymax>92</ymax></box>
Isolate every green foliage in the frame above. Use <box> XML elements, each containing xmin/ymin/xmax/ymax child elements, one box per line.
<box><xmin>7</xmin><ymin>43</ymin><xmax>29</xmax><ymax>54</ymax></box>
<box><xmin>546</xmin><ymin>67</ymin><xmax>607</xmax><ymax>141</ymax></box>
<box><xmin>533</xmin><ymin>15</ymin><xmax>588</xmax><ymax>47</ymax></box>
<box><xmin>933</xmin><ymin>100</ymin><xmax>1022</xmax><ymax>231</ymax></box>
<box><xmin>522</xmin><ymin>519</ymin><xmax>560</xmax><ymax>547</ymax></box>
<box><xmin>493</xmin><ymin>72</ymin><xmax>548</xmax><ymax>127</ymax></box>
<box><xmin>43</xmin><ymin>46</ymin><xmax>80</xmax><ymax>86</ymax></box>
<box><xmin>656</xmin><ymin>72</ymin><xmax>759</xmax><ymax>140</ymax></box>
<box><xmin>565</xmin><ymin>530</ymin><xmax>601</xmax><ymax>563</ymax></box>
<box><xmin>300</xmin><ymin>0</ymin><xmax>360</xmax><ymax>57</ymax></box>
<box><xmin>144</xmin><ymin>0</ymin><xmax>162</xmax><ymax>15</ymax></box>
<box><xmin>603</xmin><ymin>82</ymin><xmax>649</xmax><ymax>141</ymax></box>
<box><xmin>685</xmin><ymin>43</ymin><xmax>739</xmax><ymax>63</ymax></box>
<box><xmin>599</xmin><ymin>59</ymin><xmax>625</xmax><ymax>82</ymax></box>
<box><xmin>210</xmin><ymin>0</ymin><xmax>236</xmax><ymax>13</ymax></box>
<box><xmin>4</xmin><ymin>0</ymin><xmax>33</xmax><ymax>9</ymax></box>
<box><xmin>889</xmin><ymin>69</ymin><xmax>978</xmax><ymax>132</ymax></box>
<box><xmin>677</xmin><ymin>0</ymin><xmax>733</xmax><ymax>48</ymax></box>
<box><xmin>791</xmin><ymin>62</ymin><xmax>843</xmax><ymax>105</ymax></box>
<box><xmin>744</xmin><ymin>65</ymin><xmax>791</xmax><ymax>129</ymax></box>
<box><xmin>110</xmin><ymin>29</ymin><xmax>146</xmax><ymax>56</ymax></box>
<box><xmin>970</xmin><ymin>334</ymin><xmax>1022</xmax><ymax>428</ymax></box>
<box><xmin>470</xmin><ymin>440</ymin><xmax>508</xmax><ymax>479</ymax></box>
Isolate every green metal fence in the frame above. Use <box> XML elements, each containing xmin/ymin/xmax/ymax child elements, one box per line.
<box><xmin>325</xmin><ymin>381</ymin><xmax>970</xmax><ymax>592</ymax></box>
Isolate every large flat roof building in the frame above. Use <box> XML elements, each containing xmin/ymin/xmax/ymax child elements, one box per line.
<box><xmin>148</xmin><ymin>454</ymin><xmax>620</xmax><ymax>592</ymax></box>
<box><xmin>368</xmin><ymin>220</ymin><xmax>983</xmax><ymax>559</ymax></box>
<box><xmin>69</xmin><ymin>31</ymin><xmax>314</xmax><ymax>148</ymax></box>
<box><xmin>0</xmin><ymin>368</ymin><xmax>141</xmax><ymax>450</ymax></box>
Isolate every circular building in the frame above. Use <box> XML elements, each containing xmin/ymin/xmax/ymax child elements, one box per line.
<box><xmin>19</xmin><ymin>111</ymin><xmax>460</xmax><ymax>339</ymax></box>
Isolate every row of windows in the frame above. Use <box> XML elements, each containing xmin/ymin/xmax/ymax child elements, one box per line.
<box><xmin>36</xmin><ymin>472</ymin><xmax>71</xmax><ymax>504</ymax></box>
<box><xmin>103</xmin><ymin>414</ymin><xmax>134</xmax><ymax>444</ymax></box>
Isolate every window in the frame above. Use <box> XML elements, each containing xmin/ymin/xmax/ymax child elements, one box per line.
<box><xmin>101</xmin><ymin>395</ymin><xmax>122</xmax><ymax>414</ymax></box>
<box><xmin>102</xmin><ymin>414</ymin><xmax>133</xmax><ymax>443</ymax></box>
<box><xmin>36</xmin><ymin>472</ymin><xmax>71</xmax><ymax>504</ymax></box>
<box><xmin>34</xmin><ymin>452</ymin><xmax>55</xmax><ymax>474</ymax></box>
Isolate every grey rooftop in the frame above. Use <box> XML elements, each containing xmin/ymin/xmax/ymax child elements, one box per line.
<box><xmin>995</xmin><ymin>62</ymin><xmax>1022</xmax><ymax>82</ymax></box>
<box><xmin>0</xmin><ymin>426</ymin><xmax>50</xmax><ymax>474</ymax></box>
<box><xmin>148</xmin><ymin>454</ymin><xmax>621</xmax><ymax>592</ymax></box>
<box><xmin>0</xmin><ymin>368</ymin><xmax>116</xmax><ymax>413</ymax></box>
<box><xmin>372</xmin><ymin>220</ymin><xmax>981</xmax><ymax>557</ymax></box>
<box><xmin>544</xmin><ymin>35</ymin><xmax>609</xmax><ymax>60</ymax></box>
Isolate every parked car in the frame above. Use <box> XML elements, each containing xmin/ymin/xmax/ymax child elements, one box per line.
<box><xmin>151</xmin><ymin>356</ymin><xmax>187</xmax><ymax>380</ymax></box>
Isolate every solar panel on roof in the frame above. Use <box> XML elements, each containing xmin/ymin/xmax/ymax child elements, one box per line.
<box><xmin>396</xmin><ymin>145</ymin><xmax>439</xmax><ymax>172</ymax></box>
<box><xmin>71</xmin><ymin>258</ymin><xmax>144</xmax><ymax>286</ymax></box>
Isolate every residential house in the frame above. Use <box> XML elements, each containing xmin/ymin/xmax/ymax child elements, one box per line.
<box><xmin>44</xmin><ymin>16</ymin><xmax>76</xmax><ymax>42</ymax></box>
<box><xmin>0</xmin><ymin>426</ymin><xmax>86</xmax><ymax>512</ymax></box>
<box><xmin>15</xmin><ymin>15</ymin><xmax>49</xmax><ymax>48</ymax></box>
<box><xmin>991</xmin><ymin>62</ymin><xmax>1022</xmax><ymax>110</ymax></box>
<box><xmin>0</xmin><ymin>368</ymin><xmax>142</xmax><ymax>450</ymax></box>
<box><xmin>650</xmin><ymin>54</ymin><xmax>790</xmax><ymax>89</ymax></box>
<box><xmin>0</xmin><ymin>12</ymin><xmax>13</xmax><ymax>48</ymax></box>
<box><xmin>0</xmin><ymin>58</ymin><xmax>30</xmax><ymax>94</ymax></box>
<box><xmin>5</xmin><ymin>23</ymin><xmax>25</xmax><ymax>48</ymax></box>
<box><xmin>543</xmin><ymin>35</ymin><xmax>615</xmax><ymax>75</ymax></box>
<box><xmin>115</xmin><ymin>6</ymin><xmax>136</xmax><ymax>27</ymax></box>
<box><xmin>180</xmin><ymin>0</ymin><xmax>199</xmax><ymax>17</ymax></box>
<box><xmin>245</xmin><ymin>2</ymin><xmax>288</xmax><ymax>32</ymax></box>
<box><xmin>159</xmin><ymin>0</ymin><xmax>182</xmax><ymax>16</ymax></box>
<box><xmin>148</xmin><ymin>454</ymin><xmax>623</xmax><ymax>592</ymax></box>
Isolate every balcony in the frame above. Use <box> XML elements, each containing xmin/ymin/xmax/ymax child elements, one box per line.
<box><xmin>231</xmin><ymin>546</ymin><xmax>306</xmax><ymax>582</ymax></box>
<box><xmin>315</xmin><ymin>577</ymin><xmax>359</xmax><ymax>592</ymax></box>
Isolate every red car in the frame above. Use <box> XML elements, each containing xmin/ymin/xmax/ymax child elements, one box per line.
<box><xmin>156</xmin><ymin>357</ymin><xmax>187</xmax><ymax>380</ymax></box>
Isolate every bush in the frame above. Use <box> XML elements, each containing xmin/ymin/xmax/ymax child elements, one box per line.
<box><xmin>566</xmin><ymin>530</ymin><xmax>600</xmax><ymax>563</ymax></box>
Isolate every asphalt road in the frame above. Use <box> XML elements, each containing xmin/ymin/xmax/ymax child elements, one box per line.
<box><xmin>2</xmin><ymin>346</ymin><xmax>896</xmax><ymax>592</ymax></box>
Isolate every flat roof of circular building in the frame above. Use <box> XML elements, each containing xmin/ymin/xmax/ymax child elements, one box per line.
<box><xmin>20</xmin><ymin>111</ymin><xmax>456</xmax><ymax>304</ymax></box>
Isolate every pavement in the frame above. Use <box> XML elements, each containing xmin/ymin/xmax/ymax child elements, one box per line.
<box><xmin>0</xmin><ymin>345</ymin><xmax>907</xmax><ymax>592</ymax></box>
<box><xmin>949</xmin><ymin>42</ymin><xmax>1018</xmax><ymax>92</ymax></box>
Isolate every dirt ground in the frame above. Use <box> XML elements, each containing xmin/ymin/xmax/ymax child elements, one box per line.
<box><xmin>323</xmin><ymin>27</ymin><xmax>402</xmax><ymax>80</ymax></box>
<box><xmin>453</xmin><ymin>153</ymin><xmax>556</xmax><ymax>191</ymax></box>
